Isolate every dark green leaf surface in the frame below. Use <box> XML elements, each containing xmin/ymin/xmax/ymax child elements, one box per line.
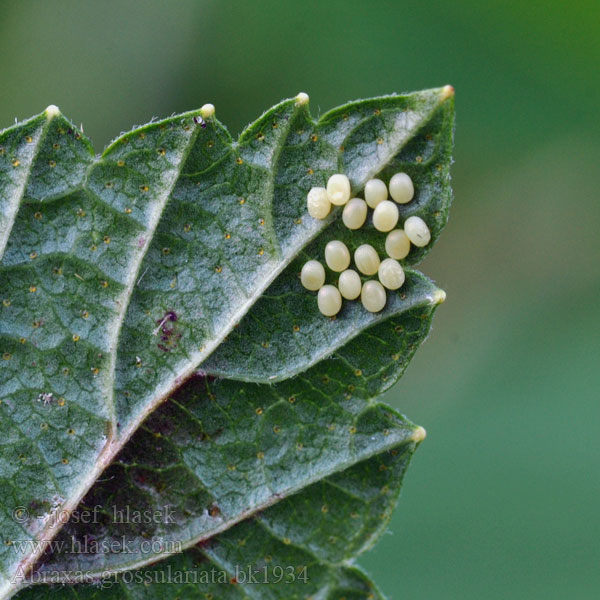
<box><xmin>0</xmin><ymin>88</ymin><xmax>454</xmax><ymax>599</ymax></box>
<box><xmin>19</xmin><ymin>441</ymin><xmax>412</xmax><ymax>599</ymax></box>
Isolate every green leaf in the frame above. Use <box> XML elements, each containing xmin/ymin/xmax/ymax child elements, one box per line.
<box><xmin>0</xmin><ymin>87</ymin><xmax>454</xmax><ymax>599</ymax></box>
<box><xmin>26</xmin><ymin>298</ymin><xmax>436</xmax><ymax>582</ymax></box>
<box><xmin>19</xmin><ymin>439</ymin><xmax>408</xmax><ymax>598</ymax></box>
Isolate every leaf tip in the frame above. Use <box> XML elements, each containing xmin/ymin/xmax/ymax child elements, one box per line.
<box><xmin>200</xmin><ymin>103</ymin><xmax>215</xmax><ymax>119</ymax></box>
<box><xmin>295</xmin><ymin>92</ymin><xmax>310</xmax><ymax>106</ymax></box>
<box><xmin>440</xmin><ymin>85</ymin><xmax>455</xmax><ymax>101</ymax></box>
<box><xmin>431</xmin><ymin>289</ymin><xmax>447</xmax><ymax>305</ymax></box>
<box><xmin>45</xmin><ymin>105</ymin><xmax>61</xmax><ymax>119</ymax></box>
<box><xmin>411</xmin><ymin>426</ymin><xmax>427</xmax><ymax>444</ymax></box>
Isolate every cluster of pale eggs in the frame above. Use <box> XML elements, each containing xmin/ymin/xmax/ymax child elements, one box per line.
<box><xmin>302</xmin><ymin>172</ymin><xmax>431</xmax><ymax>316</ymax></box>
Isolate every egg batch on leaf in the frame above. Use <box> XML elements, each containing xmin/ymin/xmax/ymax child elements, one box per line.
<box><xmin>302</xmin><ymin>172</ymin><xmax>431</xmax><ymax>316</ymax></box>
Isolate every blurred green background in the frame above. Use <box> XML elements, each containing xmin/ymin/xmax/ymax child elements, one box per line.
<box><xmin>1</xmin><ymin>1</ymin><xmax>598</xmax><ymax>598</ymax></box>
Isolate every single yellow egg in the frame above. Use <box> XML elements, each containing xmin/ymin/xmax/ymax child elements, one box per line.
<box><xmin>364</xmin><ymin>178</ymin><xmax>388</xmax><ymax>208</ymax></box>
<box><xmin>307</xmin><ymin>187</ymin><xmax>331</xmax><ymax>219</ymax></box>
<box><xmin>361</xmin><ymin>280</ymin><xmax>387</xmax><ymax>313</ymax></box>
<box><xmin>404</xmin><ymin>216</ymin><xmax>431</xmax><ymax>247</ymax></box>
<box><xmin>378</xmin><ymin>258</ymin><xmax>405</xmax><ymax>290</ymax></box>
<box><xmin>338</xmin><ymin>269</ymin><xmax>362</xmax><ymax>300</ymax></box>
<box><xmin>327</xmin><ymin>174</ymin><xmax>351</xmax><ymax>206</ymax></box>
<box><xmin>301</xmin><ymin>260</ymin><xmax>326</xmax><ymax>291</ymax></box>
<box><xmin>389</xmin><ymin>173</ymin><xmax>414</xmax><ymax>204</ymax></box>
<box><xmin>296</xmin><ymin>92</ymin><xmax>310</xmax><ymax>106</ymax></box>
<box><xmin>385</xmin><ymin>229</ymin><xmax>411</xmax><ymax>259</ymax></box>
<box><xmin>354</xmin><ymin>244</ymin><xmax>380</xmax><ymax>276</ymax></box>
<box><xmin>318</xmin><ymin>285</ymin><xmax>342</xmax><ymax>316</ymax></box>
<box><xmin>342</xmin><ymin>198</ymin><xmax>368</xmax><ymax>230</ymax></box>
<box><xmin>200</xmin><ymin>103</ymin><xmax>216</xmax><ymax>119</ymax></box>
<box><xmin>372</xmin><ymin>200</ymin><xmax>399</xmax><ymax>232</ymax></box>
<box><xmin>325</xmin><ymin>240</ymin><xmax>351</xmax><ymax>272</ymax></box>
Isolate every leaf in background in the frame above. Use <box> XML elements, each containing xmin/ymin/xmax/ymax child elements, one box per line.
<box><xmin>0</xmin><ymin>87</ymin><xmax>454</xmax><ymax>598</ymax></box>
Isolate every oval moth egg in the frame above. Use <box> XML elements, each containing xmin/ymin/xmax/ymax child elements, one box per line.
<box><xmin>327</xmin><ymin>173</ymin><xmax>351</xmax><ymax>206</ymax></box>
<box><xmin>389</xmin><ymin>173</ymin><xmax>414</xmax><ymax>204</ymax></box>
<box><xmin>354</xmin><ymin>244</ymin><xmax>380</xmax><ymax>276</ymax></box>
<box><xmin>404</xmin><ymin>216</ymin><xmax>431</xmax><ymax>247</ymax></box>
<box><xmin>338</xmin><ymin>269</ymin><xmax>362</xmax><ymax>300</ymax></box>
<box><xmin>378</xmin><ymin>258</ymin><xmax>405</xmax><ymax>290</ymax></box>
<box><xmin>342</xmin><ymin>198</ymin><xmax>368</xmax><ymax>230</ymax></box>
<box><xmin>307</xmin><ymin>187</ymin><xmax>331</xmax><ymax>220</ymax></box>
<box><xmin>385</xmin><ymin>229</ymin><xmax>411</xmax><ymax>259</ymax></box>
<box><xmin>372</xmin><ymin>200</ymin><xmax>399</xmax><ymax>232</ymax></box>
<box><xmin>364</xmin><ymin>178</ymin><xmax>388</xmax><ymax>209</ymax></box>
<box><xmin>361</xmin><ymin>280</ymin><xmax>387</xmax><ymax>313</ymax></box>
<box><xmin>325</xmin><ymin>240</ymin><xmax>351</xmax><ymax>272</ymax></box>
<box><xmin>301</xmin><ymin>260</ymin><xmax>326</xmax><ymax>291</ymax></box>
<box><xmin>318</xmin><ymin>285</ymin><xmax>342</xmax><ymax>316</ymax></box>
